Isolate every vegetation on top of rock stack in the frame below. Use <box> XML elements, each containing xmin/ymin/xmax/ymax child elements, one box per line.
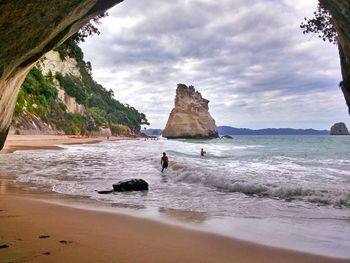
<box><xmin>13</xmin><ymin>37</ymin><xmax>149</xmax><ymax>135</ymax></box>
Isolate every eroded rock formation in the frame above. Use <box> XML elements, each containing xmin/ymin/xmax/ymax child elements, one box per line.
<box><xmin>0</xmin><ymin>0</ymin><xmax>122</xmax><ymax>149</ymax></box>
<box><xmin>330</xmin><ymin>122</ymin><xmax>349</xmax><ymax>135</ymax></box>
<box><xmin>162</xmin><ymin>84</ymin><xmax>218</xmax><ymax>139</ymax></box>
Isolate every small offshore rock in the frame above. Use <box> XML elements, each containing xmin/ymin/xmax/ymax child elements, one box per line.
<box><xmin>113</xmin><ymin>179</ymin><xmax>148</xmax><ymax>192</ymax></box>
<box><xmin>222</xmin><ymin>135</ymin><xmax>233</xmax><ymax>139</ymax></box>
<box><xmin>330</xmin><ymin>122</ymin><xmax>349</xmax><ymax>135</ymax></box>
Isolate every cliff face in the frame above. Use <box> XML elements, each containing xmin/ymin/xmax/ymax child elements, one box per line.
<box><xmin>39</xmin><ymin>51</ymin><xmax>85</xmax><ymax>114</ymax></box>
<box><xmin>11</xmin><ymin>110</ymin><xmax>62</xmax><ymax>135</ymax></box>
<box><xmin>10</xmin><ymin>38</ymin><xmax>148</xmax><ymax>137</ymax></box>
<box><xmin>163</xmin><ymin>84</ymin><xmax>218</xmax><ymax>139</ymax></box>
<box><xmin>11</xmin><ymin>50</ymin><xmax>86</xmax><ymax>135</ymax></box>
<box><xmin>0</xmin><ymin>0</ymin><xmax>122</xmax><ymax>149</ymax></box>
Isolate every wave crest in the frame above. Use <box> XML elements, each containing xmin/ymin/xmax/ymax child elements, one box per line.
<box><xmin>168</xmin><ymin>163</ymin><xmax>350</xmax><ymax>208</ymax></box>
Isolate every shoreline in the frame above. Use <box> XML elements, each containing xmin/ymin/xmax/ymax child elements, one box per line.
<box><xmin>1</xmin><ymin>134</ymin><xmax>135</xmax><ymax>154</ymax></box>
<box><xmin>0</xmin><ymin>135</ymin><xmax>348</xmax><ymax>262</ymax></box>
<box><xmin>0</xmin><ymin>188</ymin><xmax>347</xmax><ymax>263</ymax></box>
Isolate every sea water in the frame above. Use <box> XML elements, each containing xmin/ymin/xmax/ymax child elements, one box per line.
<box><xmin>0</xmin><ymin>135</ymin><xmax>349</xmax><ymax>258</ymax></box>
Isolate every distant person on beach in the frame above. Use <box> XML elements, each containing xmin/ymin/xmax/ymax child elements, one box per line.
<box><xmin>161</xmin><ymin>152</ymin><xmax>168</xmax><ymax>172</ymax></box>
<box><xmin>200</xmin><ymin>148</ymin><xmax>206</xmax><ymax>157</ymax></box>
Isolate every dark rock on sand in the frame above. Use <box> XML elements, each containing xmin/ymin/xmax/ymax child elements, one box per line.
<box><xmin>0</xmin><ymin>244</ymin><xmax>9</xmax><ymax>249</ymax></box>
<box><xmin>222</xmin><ymin>135</ymin><xmax>233</xmax><ymax>139</ymax></box>
<box><xmin>39</xmin><ymin>235</ymin><xmax>50</xmax><ymax>239</ymax></box>
<box><xmin>113</xmin><ymin>179</ymin><xmax>148</xmax><ymax>192</ymax></box>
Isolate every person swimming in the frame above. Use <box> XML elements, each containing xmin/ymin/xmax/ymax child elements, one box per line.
<box><xmin>161</xmin><ymin>152</ymin><xmax>168</xmax><ymax>172</ymax></box>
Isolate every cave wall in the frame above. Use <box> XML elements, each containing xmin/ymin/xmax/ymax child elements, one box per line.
<box><xmin>0</xmin><ymin>0</ymin><xmax>122</xmax><ymax>149</ymax></box>
<box><xmin>320</xmin><ymin>0</ymin><xmax>350</xmax><ymax>115</ymax></box>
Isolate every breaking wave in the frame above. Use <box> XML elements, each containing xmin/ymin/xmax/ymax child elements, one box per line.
<box><xmin>168</xmin><ymin>162</ymin><xmax>350</xmax><ymax>208</ymax></box>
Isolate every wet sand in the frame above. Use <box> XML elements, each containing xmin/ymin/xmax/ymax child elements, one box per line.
<box><xmin>0</xmin><ymin>135</ymin><xmax>348</xmax><ymax>262</ymax></box>
<box><xmin>0</xmin><ymin>189</ymin><xmax>348</xmax><ymax>262</ymax></box>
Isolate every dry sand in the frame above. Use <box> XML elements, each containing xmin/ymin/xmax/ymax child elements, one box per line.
<box><xmin>1</xmin><ymin>134</ymin><xmax>131</xmax><ymax>154</ymax></box>
<box><xmin>0</xmin><ymin>135</ymin><xmax>348</xmax><ymax>262</ymax></box>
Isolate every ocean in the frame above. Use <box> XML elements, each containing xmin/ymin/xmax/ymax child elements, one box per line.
<box><xmin>0</xmin><ymin>135</ymin><xmax>349</xmax><ymax>258</ymax></box>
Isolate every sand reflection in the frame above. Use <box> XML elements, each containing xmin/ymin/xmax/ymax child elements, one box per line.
<box><xmin>159</xmin><ymin>207</ymin><xmax>207</xmax><ymax>224</ymax></box>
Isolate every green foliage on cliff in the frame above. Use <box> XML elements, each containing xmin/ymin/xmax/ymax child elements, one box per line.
<box><xmin>14</xmin><ymin>66</ymin><xmax>58</xmax><ymax>118</ymax></box>
<box><xmin>55</xmin><ymin>72</ymin><xmax>87</xmax><ymax>104</ymax></box>
<box><xmin>56</xmin><ymin>39</ymin><xmax>149</xmax><ymax>132</ymax></box>
<box><xmin>14</xmin><ymin>38</ymin><xmax>149</xmax><ymax>135</ymax></box>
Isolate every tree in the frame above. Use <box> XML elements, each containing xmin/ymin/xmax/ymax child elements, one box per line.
<box><xmin>73</xmin><ymin>12</ymin><xmax>108</xmax><ymax>43</ymax></box>
<box><xmin>301</xmin><ymin>2</ymin><xmax>350</xmax><ymax>115</ymax></box>
<box><xmin>300</xmin><ymin>3</ymin><xmax>337</xmax><ymax>44</ymax></box>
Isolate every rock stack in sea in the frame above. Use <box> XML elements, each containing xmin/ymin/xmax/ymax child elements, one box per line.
<box><xmin>162</xmin><ymin>84</ymin><xmax>218</xmax><ymax>139</ymax></box>
<box><xmin>330</xmin><ymin>122</ymin><xmax>349</xmax><ymax>135</ymax></box>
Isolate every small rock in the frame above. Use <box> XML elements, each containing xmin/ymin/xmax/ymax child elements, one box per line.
<box><xmin>113</xmin><ymin>179</ymin><xmax>148</xmax><ymax>192</ymax></box>
<box><xmin>39</xmin><ymin>235</ymin><xmax>50</xmax><ymax>239</ymax></box>
<box><xmin>0</xmin><ymin>244</ymin><xmax>9</xmax><ymax>249</ymax></box>
<box><xmin>43</xmin><ymin>252</ymin><xmax>51</xmax><ymax>255</ymax></box>
<box><xmin>221</xmin><ymin>135</ymin><xmax>233</xmax><ymax>139</ymax></box>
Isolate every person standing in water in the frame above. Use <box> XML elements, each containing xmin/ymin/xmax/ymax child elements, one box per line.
<box><xmin>161</xmin><ymin>152</ymin><xmax>168</xmax><ymax>172</ymax></box>
<box><xmin>200</xmin><ymin>148</ymin><xmax>206</xmax><ymax>157</ymax></box>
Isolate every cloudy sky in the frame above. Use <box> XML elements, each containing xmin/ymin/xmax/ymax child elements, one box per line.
<box><xmin>80</xmin><ymin>0</ymin><xmax>348</xmax><ymax>129</ymax></box>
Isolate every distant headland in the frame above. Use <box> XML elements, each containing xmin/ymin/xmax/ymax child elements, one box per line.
<box><xmin>143</xmin><ymin>126</ymin><xmax>330</xmax><ymax>136</ymax></box>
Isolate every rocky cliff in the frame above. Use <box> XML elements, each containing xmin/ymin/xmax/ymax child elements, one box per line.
<box><xmin>330</xmin><ymin>122</ymin><xmax>349</xmax><ymax>135</ymax></box>
<box><xmin>162</xmin><ymin>84</ymin><xmax>218</xmax><ymax>139</ymax></box>
<box><xmin>10</xmin><ymin>39</ymin><xmax>148</xmax><ymax>137</ymax></box>
<box><xmin>11</xmin><ymin>50</ymin><xmax>86</xmax><ymax>135</ymax></box>
<box><xmin>39</xmin><ymin>50</ymin><xmax>85</xmax><ymax>115</ymax></box>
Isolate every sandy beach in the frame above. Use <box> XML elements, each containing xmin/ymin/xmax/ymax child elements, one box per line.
<box><xmin>1</xmin><ymin>134</ymin><xmax>132</xmax><ymax>154</ymax></box>
<box><xmin>0</xmin><ymin>191</ymin><xmax>347</xmax><ymax>263</ymax></box>
<box><xmin>0</xmin><ymin>135</ymin><xmax>348</xmax><ymax>262</ymax></box>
